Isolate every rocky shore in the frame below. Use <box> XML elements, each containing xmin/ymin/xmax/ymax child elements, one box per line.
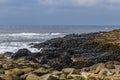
<box><xmin>1</xmin><ymin>29</ymin><xmax>120</xmax><ymax>80</ymax></box>
<box><xmin>0</xmin><ymin>55</ymin><xmax>120</xmax><ymax>80</ymax></box>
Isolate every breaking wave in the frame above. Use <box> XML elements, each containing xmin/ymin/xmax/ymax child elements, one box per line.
<box><xmin>0</xmin><ymin>32</ymin><xmax>62</xmax><ymax>37</ymax></box>
<box><xmin>0</xmin><ymin>32</ymin><xmax>65</xmax><ymax>53</ymax></box>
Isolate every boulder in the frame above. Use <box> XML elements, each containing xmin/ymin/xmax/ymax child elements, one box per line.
<box><xmin>20</xmin><ymin>74</ymin><xmax>28</xmax><ymax>80</ymax></box>
<box><xmin>12</xmin><ymin>48</ymin><xmax>32</xmax><ymax>59</ymax></box>
<box><xmin>95</xmin><ymin>63</ymin><xmax>105</xmax><ymax>74</ymax></box>
<box><xmin>98</xmin><ymin>68</ymin><xmax>113</xmax><ymax>76</ymax></box>
<box><xmin>5</xmin><ymin>70</ymin><xmax>13</xmax><ymax>75</ymax></box>
<box><xmin>62</xmin><ymin>68</ymin><xmax>75</xmax><ymax>74</ymax></box>
<box><xmin>33</xmin><ymin>67</ymin><xmax>51</xmax><ymax>76</ymax></box>
<box><xmin>22</xmin><ymin>67</ymin><xmax>34</xmax><ymax>74</ymax></box>
<box><xmin>2</xmin><ymin>63</ymin><xmax>14</xmax><ymax>70</ymax></box>
<box><xmin>0</xmin><ymin>74</ymin><xmax>20</xmax><ymax>80</ymax></box>
<box><xmin>2</xmin><ymin>64</ymin><xmax>14</xmax><ymax>70</ymax></box>
<box><xmin>39</xmin><ymin>73</ymin><xmax>59</xmax><ymax>80</ymax></box>
<box><xmin>67</xmin><ymin>74</ymin><xmax>81</xmax><ymax>79</ymax></box>
<box><xmin>59</xmin><ymin>74</ymin><xmax>67</xmax><ymax>80</ymax></box>
<box><xmin>12</xmin><ymin>68</ymin><xmax>24</xmax><ymax>76</ymax></box>
<box><xmin>52</xmin><ymin>70</ymin><xmax>62</xmax><ymax>75</ymax></box>
<box><xmin>26</xmin><ymin>74</ymin><xmax>40</xmax><ymax>80</ymax></box>
<box><xmin>80</xmin><ymin>72</ymin><xmax>91</xmax><ymax>79</ymax></box>
<box><xmin>0</xmin><ymin>54</ymin><xmax>4</xmax><ymax>59</ymax></box>
<box><xmin>105</xmin><ymin>61</ymin><xmax>115</xmax><ymax>69</ymax></box>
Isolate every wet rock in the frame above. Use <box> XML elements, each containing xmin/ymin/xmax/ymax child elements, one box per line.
<box><xmin>12</xmin><ymin>48</ymin><xmax>32</xmax><ymax>59</ymax></box>
<box><xmin>28</xmin><ymin>29</ymin><xmax>120</xmax><ymax>70</ymax></box>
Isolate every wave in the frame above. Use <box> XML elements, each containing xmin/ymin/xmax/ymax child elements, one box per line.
<box><xmin>50</xmin><ymin>33</ymin><xmax>61</xmax><ymax>35</ymax></box>
<box><xmin>0</xmin><ymin>42</ymin><xmax>40</xmax><ymax>54</ymax></box>
<box><xmin>0</xmin><ymin>32</ymin><xmax>66</xmax><ymax>54</ymax></box>
<box><xmin>0</xmin><ymin>32</ymin><xmax>63</xmax><ymax>36</ymax></box>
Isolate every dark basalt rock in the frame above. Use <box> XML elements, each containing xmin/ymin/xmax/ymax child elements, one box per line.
<box><xmin>12</xmin><ymin>48</ymin><xmax>32</xmax><ymax>59</ymax></box>
<box><xmin>11</xmin><ymin>29</ymin><xmax>120</xmax><ymax>70</ymax></box>
<box><xmin>11</xmin><ymin>49</ymin><xmax>73</xmax><ymax>70</ymax></box>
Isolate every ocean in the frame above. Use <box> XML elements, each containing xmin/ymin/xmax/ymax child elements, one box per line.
<box><xmin>0</xmin><ymin>26</ymin><xmax>119</xmax><ymax>53</ymax></box>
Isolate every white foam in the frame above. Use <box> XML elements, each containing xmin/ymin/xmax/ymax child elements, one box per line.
<box><xmin>0</xmin><ymin>32</ymin><xmax>65</xmax><ymax>54</ymax></box>
<box><xmin>9</xmin><ymin>33</ymin><xmax>40</xmax><ymax>36</ymax></box>
<box><xmin>0</xmin><ymin>32</ymin><xmax>63</xmax><ymax>40</ymax></box>
<box><xmin>50</xmin><ymin>33</ymin><xmax>61</xmax><ymax>35</ymax></box>
<box><xmin>0</xmin><ymin>42</ymin><xmax>40</xmax><ymax>54</ymax></box>
<box><xmin>0</xmin><ymin>32</ymin><xmax>62</xmax><ymax>37</ymax></box>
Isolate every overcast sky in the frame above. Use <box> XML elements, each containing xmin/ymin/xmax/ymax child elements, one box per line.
<box><xmin>0</xmin><ymin>0</ymin><xmax>120</xmax><ymax>25</ymax></box>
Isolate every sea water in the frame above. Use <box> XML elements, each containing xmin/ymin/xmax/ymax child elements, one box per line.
<box><xmin>0</xmin><ymin>26</ymin><xmax>119</xmax><ymax>53</ymax></box>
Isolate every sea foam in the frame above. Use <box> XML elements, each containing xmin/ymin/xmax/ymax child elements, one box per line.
<box><xmin>0</xmin><ymin>32</ymin><xmax>65</xmax><ymax>54</ymax></box>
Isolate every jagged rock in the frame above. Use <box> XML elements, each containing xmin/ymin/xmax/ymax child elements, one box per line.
<box><xmin>29</xmin><ymin>29</ymin><xmax>120</xmax><ymax>70</ymax></box>
<box><xmin>12</xmin><ymin>48</ymin><xmax>32</xmax><ymax>59</ymax></box>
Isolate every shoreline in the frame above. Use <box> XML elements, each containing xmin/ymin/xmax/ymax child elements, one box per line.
<box><xmin>1</xmin><ymin>29</ymin><xmax>120</xmax><ymax>79</ymax></box>
<box><xmin>0</xmin><ymin>54</ymin><xmax>120</xmax><ymax>80</ymax></box>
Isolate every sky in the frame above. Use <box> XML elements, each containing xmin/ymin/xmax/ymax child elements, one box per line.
<box><xmin>0</xmin><ymin>0</ymin><xmax>120</xmax><ymax>25</ymax></box>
